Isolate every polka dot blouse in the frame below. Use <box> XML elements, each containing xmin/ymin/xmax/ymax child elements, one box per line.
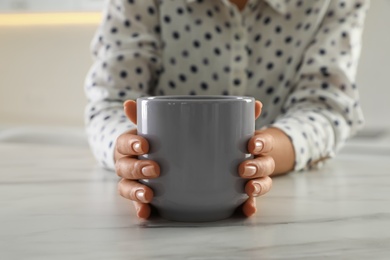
<box><xmin>84</xmin><ymin>0</ymin><xmax>369</xmax><ymax>171</ymax></box>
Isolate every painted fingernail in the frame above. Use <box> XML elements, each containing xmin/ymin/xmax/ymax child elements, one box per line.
<box><xmin>243</xmin><ymin>164</ymin><xmax>257</xmax><ymax>177</ymax></box>
<box><xmin>141</xmin><ymin>165</ymin><xmax>155</xmax><ymax>177</ymax></box>
<box><xmin>135</xmin><ymin>189</ymin><xmax>148</xmax><ymax>203</ymax></box>
<box><xmin>132</xmin><ymin>141</ymin><xmax>143</xmax><ymax>153</ymax></box>
<box><xmin>253</xmin><ymin>183</ymin><xmax>262</xmax><ymax>196</ymax></box>
<box><xmin>253</xmin><ymin>140</ymin><xmax>264</xmax><ymax>153</ymax></box>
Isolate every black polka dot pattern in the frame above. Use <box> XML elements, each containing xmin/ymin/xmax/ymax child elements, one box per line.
<box><xmin>85</xmin><ymin>0</ymin><xmax>368</xmax><ymax>171</ymax></box>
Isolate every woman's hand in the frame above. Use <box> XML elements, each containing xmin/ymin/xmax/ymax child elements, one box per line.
<box><xmin>238</xmin><ymin>101</ymin><xmax>275</xmax><ymax>217</ymax></box>
<box><xmin>115</xmin><ymin>100</ymin><xmax>160</xmax><ymax>219</ymax></box>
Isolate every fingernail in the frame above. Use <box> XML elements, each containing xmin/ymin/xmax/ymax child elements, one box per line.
<box><xmin>132</xmin><ymin>141</ymin><xmax>143</xmax><ymax>153</ymax></box>
<box><xmin>243</xmin><ymin>164</ymin><xmax>257</xmax><ymax>177</ymax></box>
<box><xmin>135</xmin><ymin>189</ymin><xmax>148</xmax><ymax>203</ymax></box>
<box><xmin>253</xmin><ymin>140</ymin><xmax>264</xmax><ymax>153</ymax></box>
<box><xmin>253</xmin><ymin>183</ymin><xmax>262</xmax><ymax>196</ymax></box>
<box><xmin>141</xmin><ymin>165</ymin><xmax>155</xmax><ymax>177</ymax></box>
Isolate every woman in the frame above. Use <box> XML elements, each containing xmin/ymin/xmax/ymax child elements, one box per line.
<box><xmin>84</xmin><ymin>0</ymin><xmax>369</xmax><ymax>219</ymax></box>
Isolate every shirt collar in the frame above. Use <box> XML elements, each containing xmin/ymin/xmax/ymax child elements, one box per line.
<box><xmin>185</xmin><ymin>0</ymin><xmax>289</xmax><ymax>15</ymax></box>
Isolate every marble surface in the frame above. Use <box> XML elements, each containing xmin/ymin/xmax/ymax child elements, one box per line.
<box><xmin>1</xmin><ymin>141</ymin><xmax>390</xmax><ymax>260</ymax></box>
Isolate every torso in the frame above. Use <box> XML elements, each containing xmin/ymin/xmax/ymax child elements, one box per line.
<box><xmin>155</xmin><ymin>0</ymin><xmax>329</xmax><ymax>128</ymax></box>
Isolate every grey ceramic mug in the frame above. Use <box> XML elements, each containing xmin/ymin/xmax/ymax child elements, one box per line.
<box><xmin>137</xmin><ymin>96</ymin><xmax>255</xmax><ymax>222</ymax></box>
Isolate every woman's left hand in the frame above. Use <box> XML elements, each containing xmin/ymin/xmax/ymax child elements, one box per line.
<box><xmin>238</xmin><ymin>100</ymin><xmax>275</xmax><ymax>217</ymax></box>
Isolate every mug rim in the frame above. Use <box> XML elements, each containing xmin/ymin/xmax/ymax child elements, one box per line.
<box><xmin>137</xmin><ymin>95</ymin><xmax>254</xmax><ymax>102</ymax></box>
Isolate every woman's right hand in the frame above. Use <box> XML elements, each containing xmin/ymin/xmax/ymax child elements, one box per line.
<box><xmin>115</xmin><ymin>100</ymin><xmax>160</xmax><ymax>219</ymax></box>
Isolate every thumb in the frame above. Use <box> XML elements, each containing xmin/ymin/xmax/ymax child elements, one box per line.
<box><xmin>255</xmin><ymin>100</ymin><xmax>262</xmax><ymax>120</ymax></box>
<box><xmin>124</xmin><ymin>100</ymin><xmax>137</xmax><ymax>125</ymax></box>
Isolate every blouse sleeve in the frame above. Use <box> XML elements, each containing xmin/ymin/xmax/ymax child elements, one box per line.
<box><xmin>84</xmin><ymin>0</ymin><xmax>162</xmax><ymax>170</ymax></box>
<box><xmin>271</xmin><ymin>0</ymin><xmax>370</xmax><ymax>171</ymax></box>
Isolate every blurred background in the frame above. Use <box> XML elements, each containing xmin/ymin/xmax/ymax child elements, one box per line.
<box><xmin>0</xmin><ymin>0</ymin><xmax>389</xmax><ymax>148</ymax></box>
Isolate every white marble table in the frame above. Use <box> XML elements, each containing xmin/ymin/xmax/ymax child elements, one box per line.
<box><xmin>1</xmin><ymin>142</ymin><xmax>390</xmax><ymax>259</ymax></box>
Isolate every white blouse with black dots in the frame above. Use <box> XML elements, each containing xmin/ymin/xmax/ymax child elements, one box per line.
<box><xmin>84</xmin><ymin>0</ymin><xmax>369</xmax><ymax>171</ymax></box>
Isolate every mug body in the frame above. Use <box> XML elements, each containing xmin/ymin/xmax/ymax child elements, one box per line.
<box><xmin>137</xmin><ymin>96</ymin><xmax>255</xmax><ymax>222</ymax></box>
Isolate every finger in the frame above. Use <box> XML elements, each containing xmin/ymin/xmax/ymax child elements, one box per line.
<box><xmin>242</xmin><ymin>197</ymin><xmax>257</xmax><ymax>217</ymax></box>
<box><xmin>116</xmin><ymin>157</ymin><xmax>160</xmax><ymax>179</ymax></box>
<box><xmin>118</xmin><ymin>178</ymin><xmax>154</xmax><ymax>203</ymax></box>
<box><xmin>132</xmin><ymin>201</ymin><xmax>152</xmax><ymax>219</ymax></box>
<box><xmin>124</xmin><ymin>100</ymin><xmax>137</xmax><ymax>125</ymax></box>
<box><xmin>248</xmin><ymin>131</ymin><xmax>274</xmax><ymax>155</ymax></box>
<box><xmin>238</xmin><ymin>155</ymin><xmax>275</xmax><ymax>178</ymax></box>
<box><xmin>116</xmin><ymin>131</ymin><xmax>149</xmax><ymax>156</ymax></box>
<box><xmin>245</xmin><ymin>176</ymin><xmax>273</xmax><ymax>197</ymax></box>
<box><xmin>255</xmin><ymin>100</ymin><xmax>262</xmax><ymax>120</ymax></box>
